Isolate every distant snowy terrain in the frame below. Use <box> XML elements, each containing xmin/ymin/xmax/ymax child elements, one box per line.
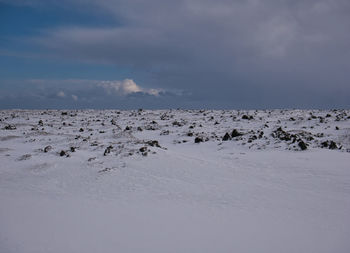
<box><xmin>1</xmin><ymin>109</ymin><xmax>350</xmax><ymax>253</ymax></box>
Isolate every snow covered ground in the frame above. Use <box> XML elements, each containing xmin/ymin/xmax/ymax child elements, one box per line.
<box><xmin>1</xmin><ymin>109</ymin><xmax>350</xmax><ymax>253</ymax></box>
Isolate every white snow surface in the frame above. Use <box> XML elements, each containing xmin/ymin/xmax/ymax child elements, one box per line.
<box><xmin>1</xmin><ymin>109</ymin><xmax>350</xmax><ymax>253</ymax></box>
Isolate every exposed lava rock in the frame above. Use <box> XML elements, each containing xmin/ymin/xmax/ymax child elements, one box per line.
<box><xmin>231</xmin><ymin>129</ymin><xmax>243</xmax><ymax>138</ymax></box>
<box><xmin>103</xmin><ymin>145</ymin><xmax>113</xmax><ymax>156</ymax></box>
<box><xmin>272</xmin><ymin>127</ymin><xmax>291</xmax><ymax>141</ymax></box>
<box><xmin>139</xmin><ymin>146</ymin><xmax>147</xmax><ymax>152</ymax></box>
<box><xmin>146</xmin><ymin>140</ymin><xmax>161</xmax><ymax>148</ymax></box>
<box><xmin>242</xmin><ymin>115</ymin><xmax>254</xmax><ymax>120</ymax></box>
<box><xmin>329</xmin><ymin>141</ymin><xmax>338</xmax><ymax>150</ymax></box>
<box><xmin>43</xmin><ymin>146</ymin><xmax>52</xmax><ymax>153</ymax></box>
<box><xmin>4</xmin><ymin>125</ymin><xmax>16</xmax><ymax>130</ymax></box>
<box><xmin>298</xmin><ymin>141</ymin><xmax>307</xmax><ymax>150</ymax></box>
<box><xmin>160</xmin><ymin>130</ymin><xmax>170</xmax><ymax>135</ymax></box>
<box><xmin>194</xmin><ymin>137</ymin><xmax>203</xmax><ymax>143</ymax></box>
<box><xmin>222</xmin><ymin>133</ymin><xmax>231</xmax><ymax>141</ymax></box>
<box><xmin>321</xmin><ymin>140</ymin><xmax>338</xmax><ymax>149</ymax></box>
<box><xmin>172</xmin><ymin>121</ymin><xmax>183</xmax><ymax>127</ymax></box>
<box><xmin>59</xmin><ymin>150</ymin><xmax>67</xmax><ymax>157</ymax></box>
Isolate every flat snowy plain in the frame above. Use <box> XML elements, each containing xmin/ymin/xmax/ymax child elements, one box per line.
<box><xmin>1</xmin><ymin>109</ymin><xmax>350</xmax><ymax>253</ymax></box>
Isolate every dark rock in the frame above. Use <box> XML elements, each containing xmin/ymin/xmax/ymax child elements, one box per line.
<box><xmin>61</xmin><ymin>112</ymin><xmax>68</xmax><ymax>115</ymax></box>
<box><xmin>231</xmin><ymin>129</ymin><xmax>243</xmax><ymax>138</ymax></box>
<box><xmin>258</xmin><ymin>131</ymin><xmax>264</xmax><ymax>138</ymax></box>
<box><xmin>329</xmin><ymin>141</ymin><xmax>337</xmax><ymax>150</ymax></box>
<box><xmin>98</xmin><ymin>168</ymin><xmax>112</xmax><ymax>173</ymax></box>
<box><xmin>222</xmin><ymin>133</ymin><xmax>231</xmax><ymax>141</ymax></box>
<box><xmin>4</xmin><ymin>125</ymin><xmax>16</xmax><ymax>130</ymax></box>
<box><xmin>242</xmin><ymin>115</ymin><xmax>253</xmax><ymax>120</ymax></box>
<box><xmin>44</xmin><ymin>146</ymin><xmax>52</xmax><ymax>152</ymax></box>
<box><xmin>124</xmin><ymin>126</ymin><xmax>131</xmax><ymax>131</ymax></box>
<box><xmin>160</xmin><ymin>114</ymin><xmax>169</xmax><ymax>120</ymax></box>
<box><xmin>60</xmin><ymin>150</ymin><xmax>67</xmax><ymax>156</ymax></box>
<box><xmin>139</xmin><ymin>146</ymin><xmax>147</xmax><ymax>152</ymax></box>
<box><xmin>146</xmin><ymin>140</ymin><xmax>161</xmax><ymax>147</ymax></box>
<box><xmin>248</xmin><ymin>135</ymin><xmax>257</xmax><ymax>142</ymax></box>
<box><xmin>144</xmin><ymin>125</ymin><xmax>158</xmax><ymax>130</ymax></box>
<box><xmin>321</xmin><ymin>141</ymin><xmax>328</xmax><ymax>148</ymax></box>
<box><xmin>103</xmin><ymin>145</ymin><xmax>113</xmax><ymax>156</ymax></box>
<box><xmin>272</xmin><ymin>127</ymin><xmax>292</xmax><ymax>141</ymax></box>
<box><xmin>298</xmin><ymin>141</ymin><xmax>307</xmax><ymax>150</ymax></box>
<box><xmin>172</xmin><ymin>121</ymin><xmax>183</xmax><ymax>127</ymax></box>
<box><xmin>160</xmin><ymin>130</ymin><xmax>170</xmax><ymax>135</ymax></box>
<box><xmin>194</xmin><ymin>137</ymin><xmax>203</xmax><ymax>143</ymax></box>
<box><xmin>321</xmin><ymin>140</ymin><xmax>338</xmax><ymax>150</ymax></box>
<box><xmin>137</xmin><ymin>127</ymin><xmax>143</xmax><ymax>131</ymax></box>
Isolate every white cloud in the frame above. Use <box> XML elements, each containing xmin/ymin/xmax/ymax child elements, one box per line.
<box><xmin>98</xmin><ymin>79</ymin><xmax>162</xmax><ymax>96</ymax></box>
<box><xmin>20</xmin><ymin>78</ymin><xmax>165</xmax><ymax>98</ymax></box>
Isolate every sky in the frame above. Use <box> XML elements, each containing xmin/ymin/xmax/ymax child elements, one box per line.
<box><xmin>0</xmin><ymin>0</ymin><xmax>349</xmax><ymax>109</ymax></box>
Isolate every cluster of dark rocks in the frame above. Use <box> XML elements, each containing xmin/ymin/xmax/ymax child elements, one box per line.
<box><xmin>4</xmin><ymin>124</ymin><xmax>16</xmax><ymax>130</ymax></box>
<box><xmin>241</xmin><ymin>115</ymin><xmax>254</xmax><ymax>120</ymax></box>
<box><xmin>271</xmin><ymin>127</ymin><xmax>310</xmax><ymax>150</ymax></box>
<box><xmin>103</xmin><ymin>145</ymin><xmax>113</xmax><ymax>156</ymax></box>
<box><xmin>222</xmin><ymin>129</ymin><xmax>244</xmax><ymax>141</ymax></box>
<box><xmin>321</xmin><ymin>140</ymin><xmax>338</xmax><ymax>150</ymax></box>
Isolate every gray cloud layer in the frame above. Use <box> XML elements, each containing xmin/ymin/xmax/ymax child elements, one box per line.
<box><xmin>4</xmin><ymin>0</ymin><xmax>350</xmax><ymax>108</ymax></box>
<box><xmin>0</xmin><ymin>79</ymin><xmax>185</xmax><ymax>109</ymax></box>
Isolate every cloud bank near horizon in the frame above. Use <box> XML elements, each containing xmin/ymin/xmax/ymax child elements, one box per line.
<box><xmin>1</xmin><ymin>0</ymin><xmax>349</xmax><ymax>108</ymax></box>
<box><xmin>0</xmin><ymin>78</ymin><xmax>186</xmax><ymax>109</ymax></box>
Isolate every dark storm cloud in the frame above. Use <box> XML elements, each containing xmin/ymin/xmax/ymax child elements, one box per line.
<box><xmin>4</xmin><ymin>0</ymin><xmax>350</xmax><ymax>108</ymax></box>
